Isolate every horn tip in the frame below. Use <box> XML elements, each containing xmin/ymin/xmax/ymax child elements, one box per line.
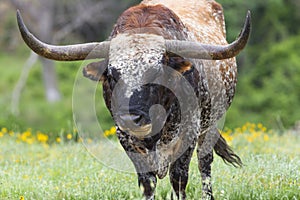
<box><xmin>246</xmin><ymin>10</ymin><xmax>251</xmax><ymax>23</ymax></box>
<box><xmin>240</xmin><ymin>10</ymin><xmax>251</xmax><ymax>38</ymax></box>
<box><xmin>16</xmin><ymin>9</ymin><xmax>25</xmax><ymax>31</ymax></box>
<box><xmin>16</xmin><ymin>9</ymin><xmax>21</xmax><ymax>22</ymax></box>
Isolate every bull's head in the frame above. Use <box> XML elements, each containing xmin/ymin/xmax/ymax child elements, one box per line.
<box><xmin>16</xmin><ymin>10</ymin><xmax>251</xmax><ymax>137</ymax></box>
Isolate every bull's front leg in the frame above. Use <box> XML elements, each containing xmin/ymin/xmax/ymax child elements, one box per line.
<box><xmin>117</xmin><ymin>129</ymin><xmax>157</xmax><ymax>200</ymax></box>
<box><xmin>138</xmin><ymin>172</ymin><xmax>157</xmax><ymax>200</ymax></box>
<box><xmin>197</xmin><ymin>128</ymin><xmax>218</xmax><ymax>200</ymax></box>
<box><xmin>168</xmin><ymin>140</ymin><xmax>195</xmax><ymax>200</ymax></box>
<box><xmin>131</xmin><ymin>150</ymin><xmax>157</xmax><ymax>200</ymax></box>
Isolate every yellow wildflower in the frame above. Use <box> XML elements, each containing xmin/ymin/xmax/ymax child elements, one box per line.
<box><xmin>9</xmin><ymin>130</ymin><xmax>14</xmax><ymax>136</ymax></box>
<box><xmin>252</xmin><ymin>131</ymin><xmax>261</xmax><ymax>139</ymax></box>
<box><xmin>22</xmin><ymin>175</ymin><xmax>29</xmax><ymax>179</ymax></box>
<box><xmin>241</xmin><ymin>125</ymin><xmax>247</xmax><ymax>132</ymax></box>
<box><xmin>37</xmin><ymin>132</ymin><xmax>48</xmax><ymax>143</ymax></box>
<box><xmin>250</xmin><ymin>123</ymin><xmax>256</xmax><ymax>130</ymax></box>
<box><xmin>246</xmin><ymin>135</ymin><xmax>254</xmax><ymax>143</ymax></box>
<box><xmin>26</xmin><ymin>138</ymin><xmax>34</xmax><ymax>144</ymax></box>
<box><xmin>249</xmin><ymin>127</ymin><xmax>255</xmax><ymax>134</ymax></box>
<box><xmin>104</xmin><ymin>130</ymin><xmax>110</xmax><ymax>137</ymax></box>
<box><xmin>257</xmin><ymin>123</ymin><xmax>263</xmax><ymax>129</ymax></box>
<box><xmin>263</xmin><ymin>134</ymin><xmax>269</xmax><ymax>141</ymax></box>
<box><xmin>110</xmin><ymin>126</ymin><xmax>117</xmax><ymax>134</ymax></box>
<box><xmin>261</xmin><ymin>126</ymin><xmax>267</xmax><ymax>132</ymax></box>
<box><xmin>20</xmin><ymin>196</ymin><xmax>25</xmax><ymax>200</ymax></box>
<box><xmin>56</xmin><ymin>137</ymin><xmax>61</xmax><ymax>143</ymax></box>
<box><xmin>87</xmin><ymin>138</ymin><xmax>93</xmax><ymax>144</ymax></box>
<box><xmin>222</xmin><ymin>134</ymin><xmax>233</xmax><ymax>142</ymax></box>
<box><xmin>104</xmin><ymin>126</ymin><xmax>117</xmax><ymax>137</ymax></box>
<box><xmin>22</xmin><ymin>129</ymin><xmax>31</xmax><ymax>137</ymax></box>
<box><xmin>19</xmin><ymin>132</ymin><xmax>28</xmax><ymax>142</ymax></box>
<box><xmin>67</xmin><ymin>133</ymin><xmax>72</xmax><ymax>140</ymax></box>
<box><xmin>235</xmin><ymin>127</ymin><xmax>242</xmax><ymax>134</ymax></box>
<box><xmin>1</xmin><ymin>127</ymin><xmax>8</xmax><ymax>134</ymax></box>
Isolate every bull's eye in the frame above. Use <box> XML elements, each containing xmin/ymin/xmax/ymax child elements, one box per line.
<box><xmin>107</xmin><ymin>67</ymin><xmax>120</xmax><ymax>82</ymax></box>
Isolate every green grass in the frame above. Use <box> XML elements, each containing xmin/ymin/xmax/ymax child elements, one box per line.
<box><xmin>0</xmin><ymin>132</ymin><xmax>299</xmax><ymax>200</ymax></box>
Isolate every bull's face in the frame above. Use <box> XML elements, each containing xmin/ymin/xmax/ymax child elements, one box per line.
<box><xmin>104</xmin><ymin>33</ymin><xmax>191</xmax><ymax>137</ymax></box>
<box><xmin>108</xmin><ymin>34</ymin><xmax>165</xmax><ymax>137</ymax></box>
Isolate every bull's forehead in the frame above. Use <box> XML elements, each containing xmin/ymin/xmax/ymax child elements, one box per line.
<box><xmin>109</xmin><ymin>33</ymin><xmax>165</xmax><ymax>97</ymax></box>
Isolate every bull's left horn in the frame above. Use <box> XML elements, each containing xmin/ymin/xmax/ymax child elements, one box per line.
<box><xmin>165</xmin><ymin>11</ymin><xmax>251</xmax><ymax>60</ymax></box>
<box><xmin>17</xmin><ymin>10</ymin><xmax>110</xmax><ymax>61</ymax></box>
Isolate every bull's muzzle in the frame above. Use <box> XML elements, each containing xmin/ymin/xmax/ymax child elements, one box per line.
<box><xmin>117</xmin><ymin>114</ymin><xmax>153</xmax><ymax>137</ymax></box>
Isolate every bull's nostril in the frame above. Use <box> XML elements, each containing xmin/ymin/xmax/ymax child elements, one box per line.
<box><xmin>117</xmin><ymin>114</ymin><xmax>152</xmax><ymax>137</ymax></box>
<box><xmin>119</xmin><ymin>114</ymin><xmax>142</xmax><ymax>124</ymax></box>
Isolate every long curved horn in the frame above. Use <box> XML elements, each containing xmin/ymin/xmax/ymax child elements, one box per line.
<box><xmin>165</xmin><ymin>11</ymin><xmax>251</xmax><ymax>60</ymax></box>
<box><xmin>17</xmin><ymin>10</ymin><xmax>110</xmax><ymax>61</ymax></box>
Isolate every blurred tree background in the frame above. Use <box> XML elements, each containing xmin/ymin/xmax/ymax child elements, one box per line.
<box><xmin>0</xmin><ymin>0</ymin><xmax>299</xmax><ymax>134</ymax></box>
<box><xmin>222</xmin><ymin>0</ymin><xmax>300</xmax><ymax>130</ymax></box>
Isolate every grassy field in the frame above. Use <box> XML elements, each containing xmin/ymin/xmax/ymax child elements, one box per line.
<box><xmin>0</xmin><ymin>125</ymin><xmax>299</xmax><ymax>200</ymax></box>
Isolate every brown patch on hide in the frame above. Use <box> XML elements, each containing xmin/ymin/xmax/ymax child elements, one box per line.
<box><xmin>163</xmin><ymin>53</ymin><xmax>193</xmax><ymax>74</ymax></box>
<box><xmin>133</xmin><ymin>144</ymin><xmax>147</xmax><ymax>155</ymax></box>
<box><xmin>83</xmin><ymin>60</ymin><xmax>107</xmax><ymax>82</ymax></box>
<box><xmin>211</xmin><ymin>2</ymin><xmax>224</xmax><ymax>20</ymax></box>
<box><xmin>111</xmin><ymin>4</ymin><xmax>187</xmax><ymax>40</ymax></box>
<box><xmin>211</xmin><ymin>1</ymin><xmax>226</xmax><ymax>37</ymax></box>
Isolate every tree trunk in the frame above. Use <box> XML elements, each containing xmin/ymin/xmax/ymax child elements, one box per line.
<box><xmin>38</xmin><ymin>0</ymin><xmax>61</xmax><ymax>102</ymax></box>
<box><xmin>40</xmin><ymin>58</ymin><xmax>61</xmax><ymax>102</ymax></box>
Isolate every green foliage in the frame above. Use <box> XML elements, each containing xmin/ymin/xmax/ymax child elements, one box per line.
<box><xmin>0</xmin><ymin>52</ymin><xmax>113</xmax><ymax>134</ymax></box>
<box><xmin>222</xmin><ymin>0</ymin><xmax>300</xmax><ymax>43</ymax></box>
<box><xmin>0</xmin><ymin>4</ymin><xmax>17</xmax><ymax>52</ymax></box>
<box><xmin>222</xmin><ymin>0</ymin><xmax>300</xmax><ymax>128</ymax></box>
<box><xmin>228</xmin><ymin>34</ymin><xmax>300</xmax><ymax>128</ymax></box>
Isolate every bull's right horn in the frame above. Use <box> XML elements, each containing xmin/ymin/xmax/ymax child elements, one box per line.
<box><xmin>165</xmin><ymin>11</ymin><xmax>251</xmax><ymax>60</ymax></box>
<box><xmin>17</xmin><ymin>10</ymin><xmax>110</xmax><ymax>61</ymax></box>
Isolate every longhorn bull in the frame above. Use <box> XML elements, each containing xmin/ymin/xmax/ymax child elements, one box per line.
<box><xmin>17</xmin><ymin>0</ymin><xmax>251</xmax><ymax>199</ymax></box>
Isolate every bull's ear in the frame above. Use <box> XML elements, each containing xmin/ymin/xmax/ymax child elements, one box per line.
<box><xmin>164</xmin><ymin>52</ymin><xmax>193</xmax><ymax>74</ymax></box>
<box><xmin>83</xmin><ymin>60</ymin><xmax>107</xmax><ymax>82</ymax></box>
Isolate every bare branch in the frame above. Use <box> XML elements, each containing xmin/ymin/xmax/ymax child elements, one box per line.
<box><xmin>11</xmin><ymin>51</ymin><xmax>38</xmax><ymax>115</ymax></box>
<box><xmin>53</xmin><ymin>1</ymin><xmax>112</xmax><ymax>42</ymax></box>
